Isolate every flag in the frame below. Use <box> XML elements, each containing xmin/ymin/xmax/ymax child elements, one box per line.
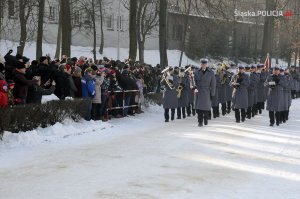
<box><xmin>264</xmin><ymin>53</ymin><xmax>270</xmax><ymax>69</ymax></box>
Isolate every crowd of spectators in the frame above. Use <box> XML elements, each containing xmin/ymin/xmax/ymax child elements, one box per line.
<box><xmin>0</xmin><ymin>50</ymin><xmax>162</xmax><ymax>121</ymax></box>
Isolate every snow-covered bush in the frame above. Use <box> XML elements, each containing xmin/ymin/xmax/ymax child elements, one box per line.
<box><xmin>0</xmin><ymin>99</ymin><xmax>90</xmax><ymax>134</ymax></box>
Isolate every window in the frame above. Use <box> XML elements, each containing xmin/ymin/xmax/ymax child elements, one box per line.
<box><xmin>49</xmin><ymin>5</ymin><xmax>58</xmax><ymax>23</ymax></box>
<box><xmin>117</xmin><ymin>15</ymin><xmax>123</xmax><ymax>31</ymax></box>
<box><xmin>172</xmin><ymin>24</ymin><xmax>183</xmax><ymax>41</ymax></box>
<box><xmin>8</xmin><ymin>0</ymin><xmax>16</xmax><ymax>19</ymax></box>
<box><xmin>73</xmin><ymin>10</ymin><xmax>81</xmax><ymax>26</ymax></box>
<box><xmin>107</xmin><ymin>14</ymin><xmax>114</xmax><ymax>30</ymax></box>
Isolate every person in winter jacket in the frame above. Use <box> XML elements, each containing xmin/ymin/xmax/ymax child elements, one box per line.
<box><xmin>81</xmin><ymin>67</ymin><xmax>96</xmax><ymax>120</ymax></box>
<box><xmin>7</xmin><ymin>80</ymin><xmax>15</xmax><ymax>106</ymax></box>
<box><xmin>13</xmin><ymin>61</ymin><xmax>38</xmax><ymax>105</ymax></box>
<box><xmin>72</xmin><ymin>66</ymin><xmax>82</xmax><ymax>98</ymax></box>
<box><xmin>91</xmin><ymin>70</ymin><xmax>105</xmax><ymax>120</ymax></box>
<box><xmin>60</xmin><ymin>63</ymin><xmax>77</xmax><ymax>98</ymax></box>
<box><xmin>4</xmin><ymin>49</ymin><xmax>16</xmax><ymax>81</ymax></box>
<box><xmin>26</xmin><ymin>76</ymin><xmax>56</xmax><ymax>104</ymax></box>
<box><xmin>0</xmin><ymin>79</ymin><xmax>8</xmax><ymax>108</ymax></box>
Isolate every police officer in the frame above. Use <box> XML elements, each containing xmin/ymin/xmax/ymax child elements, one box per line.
<box><xmin>256</xmin><ymin>64</ymin><xmax>269</xmax><ymax>114</ymax></box>
<box><xmin>230</xmin><ymin>65</ymin><xmax>250</xmax><ymax>123</ymax></box>
<box><xmin>194</xmin><ymin>59</ymin><xmax>216</xmax><ymax>127</ymax></box>
<box><xmin>177</xmin><ymin>68</ymin><xmax>190</xmax><ymax>119</ymax></box>
<box><xmin>162</xmin><ymin>67</ymin><xmax>179</xmax><ymax>122</ymax></box>
<box><xmin>265</xmin><ymin>66</ymin><xmax>286</xmax><ymax>126</ymax></box>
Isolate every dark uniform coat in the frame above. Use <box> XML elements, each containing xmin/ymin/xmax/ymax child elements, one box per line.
<box><xmin>194</xmin><ymin>68</ymin><xmax>216</xmax><ymax>111</ymax></box>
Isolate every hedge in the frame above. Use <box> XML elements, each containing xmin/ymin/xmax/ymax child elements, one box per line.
<box><xmin>0</xmin><ymin>99</ymin><xmax>90</xmax><ymax>136</ymax></box>
<box><xmin>0</xmin><ymin>93</ymin><xmax>163</xmax><ymax>139</ymax></box>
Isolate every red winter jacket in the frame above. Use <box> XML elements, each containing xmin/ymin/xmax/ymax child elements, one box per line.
<box><xmin>0</xmin><ymin>79</ymin><xmax>8</xmax><ymax>108</ymax></box>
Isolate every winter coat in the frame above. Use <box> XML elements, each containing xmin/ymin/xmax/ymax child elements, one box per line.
<box><xmin>92</xmin><ymin>76</ymin><xmax>104</xmax><ymax>104</ymax></box>
<box><xmin>67</xmin><ymin>74</ymin><xmax>78</xmax><ymax>98</ymax></box>
<box><xmin>72</xmin><ymin>76</ymin><xmax>82</xmax><ymax>98</ymax></box>
<box><xmin>13</xmin><ymin>71</ymin><xmax>37</xmax><ymax>101</ymax></box>
<box><xmin>178</xmin><ymin>74</ymin><xmax>189</xmax><ymax>108</ymax></box>
<box><xmin>27</xmin><ymin>85</ymin><xmax>55</xmax><ymax>104</ymax></box>
<box><xmin>225</xmin><ymin>74</ymin><xmax>233</xmax><ymax>101</ymax></box>
<box><xmin>282</xmin><ymin>74</ymin><xmax>292</xmax><ymax>110</ymax></box>
<box><xmin>0</xmin><ymin>79</ymin><xmax>8</xmax><ymax>108</ymax></box>
<box><xmin>37</xmin><ymin>63</ymin><xmax>55</xmax><ymax>86</ymax></box>
<box><xmin>247</xmin><ymin>72</ymin><xmax>258</xmax><ymax>107</ymax></box>
<box><xmin>212</xmin><ymin>74</ymin><xmax>221</xmax><ymax>107</ymax></box>
<box><xmin>257</xmin><ymin>71</ymin><xmax>269</xmax><ymax>102</ymax></box>
<box><xmin>194</xmin><ymin>68</ymin><xmax>216</xmax><ymax>111</ymax></box>
<box><xmin>265</xmin><ymin>74</ymin><xmax>286</xmax><ymax>112</ymax></box>
<box><xmin>81</xmin><ymin>74</ymin><xmax>96</xmax><ymax>98</ymax></box>
<box><xmin>230</xmin><ymin>72</ymin><xmax>250</xmax><ymax>109</ymax></box>
<box><xmin>163</xmin><ymin>75</ymin><xmax>179</xmax><ymax>109</ymax></box>
<box><xmin>53</xmin><ymin>71</ymin><xmax>70</xmax><ymax>100</ymax></box>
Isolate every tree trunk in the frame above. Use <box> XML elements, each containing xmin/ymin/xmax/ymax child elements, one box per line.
<box><xmin>36</xmin><ymin>0</ymin><xmax>45</xmax><ymax>60</ymax></box>
<box><xmin>98</xmin><ymin>0</ymin><xmax>104</xmax><ymax>54</ymax></box>
<box><xmin>129</xmin><ymin>0</ymin><xmax>138</xmax><ymax>62</ymax></box>
<box><xmin>55</xmin><ymin>3</ymin><xmax>62</xmax><ymax>59</ymax></box>
<box><xmin>138</xmin><ymin>40</ymin><xmax>145</xmax><ymax>64</ymax></box>
<box><xmin>262</xmin><ymin>0</ymin><xmax>276</xmax><ymax>57</ymax></box>
<box><xmin>17</xmin><ymin>0</ymin><xmax>27</xmax><ymax>55</ymax></box>
<box><xmin>179</xmin><ymin>0</ymin><xmax>191</xmax><ymax>67</ymax></box>
<box><xmin>91</xmin><ymin>0</ymin><xmax>97</xmax><ymax>62</ymax></box>
<box><xmin>61</xmin><ymin>0</ymin><xmax>71</xmax><ymax>57</ymax></box>
<box><xmin>159</xmin><ymin>0</ymin><xmax>168</xmax><ymax>67</ymax></box>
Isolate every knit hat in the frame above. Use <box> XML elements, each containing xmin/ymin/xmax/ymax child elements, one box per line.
<box><xmin>74</xmin><ymin>66</ymin><xmax>82</xmax><ymax>74</ymax></box>
<box><xmin>16</xmin><ymin>61</ymin><xmax>26</xmax><ymax>69</ymax></box>
<box><xmin>39</xmin><ymin>56</ymin><xmax>48</xmax><ymax>63</ymax></box>
<box><xmin>85</xmin><ymin>67</ymin><xmax>93</xmax><ymax>74</ymax></box>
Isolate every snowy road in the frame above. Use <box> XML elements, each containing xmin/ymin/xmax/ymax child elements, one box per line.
<box><xmin>1</xmin><ymin>102</ymin><xmax>300</xmax><ymax>199</ymax></box>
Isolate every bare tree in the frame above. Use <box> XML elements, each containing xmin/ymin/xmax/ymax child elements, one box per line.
<box><xmin>61</xmin><ymin>0</ymin><xmax>72</xmax><ymax>57</ymax></box>
<box><xmin>159</xmin><ymin>0</ymin><xmax>168</xmax><ymax>67</ymax></box>
<box><xmin>178</xmin><ymin>0</ymin><xmax>192</xmax><ymax>67</ymax></box>
<box><xmin>136</xmin><ymin>0</ymin><xmax>159</xmax><ymax>64</ymax></box>
<box><xmin>98</xmin><ymin>0</ymin><xmax>104</xmax><ymax>54</ymax></box>
<box><xmin>129</xmin><ymin>0</ymin><xmax>138</xmax><ymax>62</ymax></box>
<box><xmin>36</xmin><ymin>0</ymin><xmax>45</xmax><ymax>59</ymax></box>
<box><xmin>17</xmin><ymin>0</ymin><xmax>36</xmax><ymax>55</ymax></box>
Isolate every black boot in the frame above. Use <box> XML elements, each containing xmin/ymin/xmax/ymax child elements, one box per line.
<box><xmin>177</xmin><ymin>108</ymin><xmax>181</xmax><ymax>119</ymax></box>
<box><xmin>235</xmin><ymin>109</ymin><xmax>241</xmax><ymax>123</ymax></box>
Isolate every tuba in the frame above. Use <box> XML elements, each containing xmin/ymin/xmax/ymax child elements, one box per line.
<box><xmin>161</xmin><ymin>67</ymin><xmax>175</xmax><ymax>90</ymax></box>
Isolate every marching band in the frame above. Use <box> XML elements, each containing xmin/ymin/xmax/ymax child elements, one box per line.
<box><xmin>161</xmin><ymin>58</ymin><xmax>297</xmax><ymax>127</ymax></box>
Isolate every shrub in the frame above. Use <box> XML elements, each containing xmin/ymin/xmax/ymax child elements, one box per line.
<box><xmin>0</xmin><ymin>99</ymin><xmax>90</xmax><ymax>134</ymax></box>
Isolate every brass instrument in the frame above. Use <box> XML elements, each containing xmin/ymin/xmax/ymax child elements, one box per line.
<box><xmin>161</xmin><ymin>67</ymin><xmax>175</xmax><ymax>90</ymax></box>
<box><xmin>176</xmin><ymin>71</ymin><xmax>184</xmax><ymax>98</ymax></box>
<box><xmin>187</xmin><ymin>66</ymin><xmax>196</xmax><ymax>89</ymax></box>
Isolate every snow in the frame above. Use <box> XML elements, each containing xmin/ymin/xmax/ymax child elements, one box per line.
<box><xmin>1</xmin><ymin>99</ymin><xmax>300</xmax><ymax>198</ymax></box>
<box><xmin>0</xmin><ymin>40</ymin><xmax>199</xmax><ymax>67</ymax></box>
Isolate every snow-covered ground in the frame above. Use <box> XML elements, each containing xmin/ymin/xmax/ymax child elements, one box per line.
<box><xmin>0</xmin><ymin>40</ymin><xmax>199</xmax><ymax>67</ymax></box>
<box><xmin>0</xmin><ymin>40</ymin><xmax>289</xmax><ymax>67</ymax></box>
<box><xmin>1</xmin><ymin>99</ymin><xmax>300</xmax><ymax>199</ymax></box>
